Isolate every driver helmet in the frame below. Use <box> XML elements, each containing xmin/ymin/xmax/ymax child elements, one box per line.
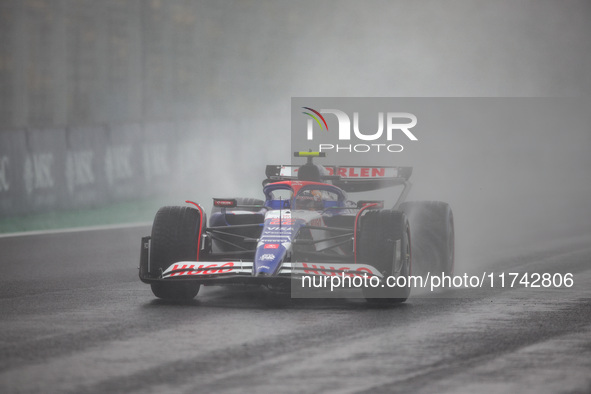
<box><xmin>296</xmin><ymin>189</ymin><xmax>324</xmax><ymax>210</ymax></box>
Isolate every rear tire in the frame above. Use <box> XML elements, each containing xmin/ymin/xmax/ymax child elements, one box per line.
<box><xmin>357</xmin><ymin>210</ymin><xmax>411</xmax><ymax>304</ymax></box>
<box><xmin>149</xmin><ymin>206</ymin><xmax>203</xmax><ymax>301</ymax></box>
<box><xmin>399</xmin><ymin>201</ymin><xmax>454</xmax><ymax>277</ymax></box>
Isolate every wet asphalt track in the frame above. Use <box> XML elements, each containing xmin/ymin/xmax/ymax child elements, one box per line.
<box><xmin>0</xmin><ymin>225</ymin><xmax>590</xmax><ymax>394</ymax></box>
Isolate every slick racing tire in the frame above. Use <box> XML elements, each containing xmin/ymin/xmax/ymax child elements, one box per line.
<box><xmin>399</xmin><ymin>201</ymin><xmax>454</xmax><ymax>277</ymax></box>
<box><xmin>149</xmin><ymin>206</ymin><xmax>203</xmax><ymax>301</ymax></box>
<box><xmin>358</xmin><ymin>210</ymin><xmax>411</xmax><ymax>304</ymax></box>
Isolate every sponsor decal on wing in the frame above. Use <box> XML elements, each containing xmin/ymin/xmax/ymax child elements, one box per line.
<box><xmin>162</xmin><ymin>261</ymin><xmax>253</xmax><ymax>277</ymax></box>
<box><xmin>291</xmin><ymin>262</ymin><xmax>383</xmax><ymax>278</ymax></box>
<box><xmin>325</xmin><ymin>167</ymin><xmax>398</xmax><ymax>178</ymax></box>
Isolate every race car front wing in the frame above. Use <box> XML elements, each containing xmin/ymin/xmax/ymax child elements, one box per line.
<box><xmin>139</xmin><ymin>237</ymin><xmax>383</xmax><ymax>284</ymax></box>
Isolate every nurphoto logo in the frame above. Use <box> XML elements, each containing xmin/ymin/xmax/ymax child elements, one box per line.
<box><xmin>302</xmin><ymin>107</ymin><xmax>418</xmax><ymax>153</ymax></box>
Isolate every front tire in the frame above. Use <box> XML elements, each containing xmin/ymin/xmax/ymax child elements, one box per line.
<box><xmin>357</xmin><ymin>210</ymin><xmax>411</xmax><ymax>304</ymax></box>
<box><xmin>149</xmin><ymin>206</ymin><xmax>203</xmax><ymax>301</ymax></box>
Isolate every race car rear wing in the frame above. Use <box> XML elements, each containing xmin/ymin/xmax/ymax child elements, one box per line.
<box><xmin>329</xmin><ymin>165</ymin><xmax>412</xmax><ymax>193</ymax></box>
<box><xmin>265</xmin><ymin>164</ymin><xmax>413</xmax><ymax>193</ymax></box>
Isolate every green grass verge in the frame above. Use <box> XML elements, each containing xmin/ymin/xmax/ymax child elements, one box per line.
<box><xmin>0</xmin><ymin>197</ymin><xmax>178</xmax><ymax>234</ymax></box>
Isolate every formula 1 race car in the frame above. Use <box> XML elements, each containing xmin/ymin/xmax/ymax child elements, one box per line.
<box><xmin>139</xmin><ymin>152</ymin><xmax>454</xmax><ymax>303</ymax></box>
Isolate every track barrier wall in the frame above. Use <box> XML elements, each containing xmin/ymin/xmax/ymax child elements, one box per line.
<box><xmin>0</xmin><ymin>1</ymin><xmax>285</xmax><ymax>218</ymax></box>
<box><xmin>0</xmin><ymin>122</ymin><xmax>197</xmax><ymax>218</ymax></box>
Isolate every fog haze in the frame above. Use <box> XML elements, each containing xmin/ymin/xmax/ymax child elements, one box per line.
<box><xmin>0</xmin><ymin>1</ymin><xmax>589</xmax><ymax>269</ymax></box>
